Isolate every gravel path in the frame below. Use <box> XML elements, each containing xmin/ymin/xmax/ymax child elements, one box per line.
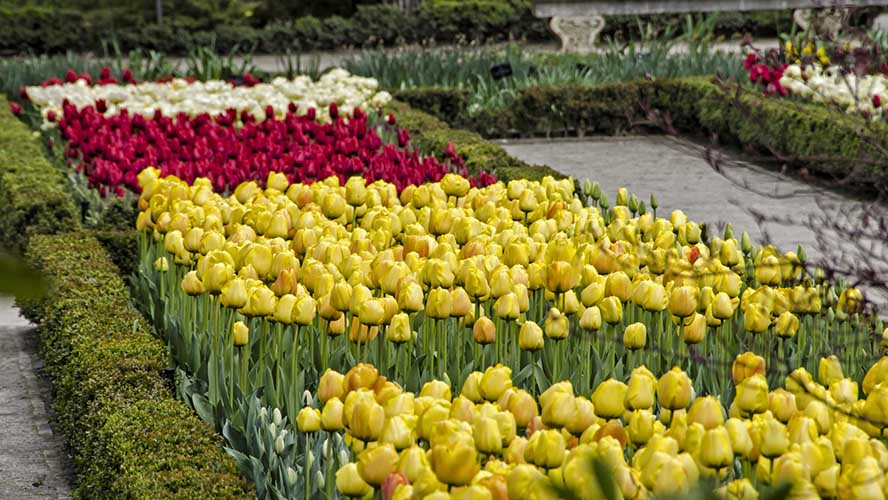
<box><xmin>501</xmin><ymin>136</ymin><xmax>888</xmax><ymax>311</ymax></box>
<box><xmin>0</xmin><ymin>297</ymin><xmax>72</xmax><ymax>499</ymax></box>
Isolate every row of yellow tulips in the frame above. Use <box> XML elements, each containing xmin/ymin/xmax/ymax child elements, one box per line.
<box><xmin>289</xmin><ymin>353</ymin><xmax>888</xmax><ymax>499</ymax></box>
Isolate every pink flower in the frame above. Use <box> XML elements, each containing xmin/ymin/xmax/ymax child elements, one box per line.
<box><xmin>9</xmin><ymin>102</ymin><xmax>22</xmax><ymax>116</ymax></box>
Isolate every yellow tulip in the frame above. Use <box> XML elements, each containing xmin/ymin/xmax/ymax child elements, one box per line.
<box><xmin>668</xmin><ymin>286</ymin><xmax>698</xmax><ymax>318</ymax></box>
<box><xmin>336</xmin><ymin>463</ymin><xmax>372</xmax><ymax>498</ymax></box>
<box><xmin>581</xmin><ymin>282</ymin><xmax>604</xmax><ymax>307</ymax></box>
<box><xmin>380</xmin><ymin>415</ymin><xmax>416</xmax><ymax>450</ymax></box>
<box><xmin>480</xmin><ymin>365</ymin><xmax>513</xmax><ymax>402</ymax></box>
<box><xmin>743</xmin><ymin>302</ymin><xmax>771</xmax><ymax>334</ymax></box>
<box><xmin>241</xmin><ymin>285</ymin><xmax>277</xmax><ymax>317</ymax></box>
<box><xmin>232</xmin><ymin>321</ymin><xmax>249</xmax><ymax>347</ymax></box>
<box><xmin>725</xmin><ymin>418</ymin><xmax>753</xmax><ymax>459</ymax></box>
<box><xmin>658</xmin><ymin>367</ymin><xmax>693</xmax><ymax>411</ymax></box>
<box><xmin>681</xmin><ymin>312</ymin><xmax>706</xmax><ymax>345</ymax></box>
<box><xmin>579</xmin><ymin>306</ymin><xmax>602</xmax><ymax>331</ymax></box>
<box><xmin>474</xmin><ymin>417</ymin><xmax>503</xmax><ymax>454</ymax></box>
<box><xmin>592</xmin><ymin>379</ymin><xmax>628</xmax><ymax>419</ymax></box>
<box><xmin>759</xmin><ymin>416</ymin><xmax>789</xmax><ymax>458</ymax></box>
<box><xmin>623</xmin><ymin>322</ymin><xmax>647</xmax><ymax>350</ymax></box>
<box><xmin>296</xmin><ymin>407</ymin><xmax>321</xmax><ymax>433</ymax></box>
<box><xmin>426</xmin><ymin>288</ymin><xmax>452</xmax><ymax>319</ymax></box>
<box><xmin>546</xmin><ymin>260</ymin><xmax>576</xmax><ymax>294</ymax></box>
<box><xmin>387</xmin><ymin>312</ymin><xmax>412</xmax><ymax>344</ymax></box>
<box><xmin>349</xmin><ymin>395</ymin><xmax>385</xmax><ymax>442</ymax></box>
<box><xmin>735</xmin><ymin>374</ymin><xmax>769</xmax><ymax>415</ymax></box>
<box><xmin>508</xmin><ymin>390</ymin><xmax>539</xmax><ymax>429</ymax></box>
<box><xmin>518</xmin><ymin>321</ymin><xmax>544</xmax><ymax>351</ymax></box>
<box><xmin>397</xmin><ymin>281</ymin><xmax>424</xmax><ymax>313</ymax></box>
<box><xmin>837</xmin><ymin>287</ymin><xmax>863</xmax><ymax>316</ymax></box>
<box><xmin>493</xmin><ymin>292</ymin><xmax>520</xmax><ymax>320</ymax></box>
<box><xmin>544</xmin><ymin>307</ymin><xmax>569</xmax><ymax>340</ymax></box>
<box><xmin>700</xmin><ymin>427</ymin><xmax>733</xmax><ymax>469</ymax></box>
<box><xmin>687</xmin><ymin>396</ymin><xmax>724</xmax><ymax>430</ymax></box>
<box><xmin>605</xmin><ymin>271</ymin><xmax>632</xmax><ymax>302</ymax></box>
<box><xmin>628</xmin><ymin>409</ymin><xmax>656</xmax><ymax>445</ymax></box>
<box><xmin>818</xmin><ymin>355</ymin><xmax>844</xmax><ymax>386</ymax></box>
<box><xmin>732</xmin><ymin>352</ymin><xmax>766</xmax><ymax>385</ymax></box>
<box><xmin>599</xmin><ymin>296</ymin><xmax>623</xmax><ymax>325</ymax></box>
<box><xmin>321</xmin><ymin>397</ymin><xmax>344</xmax><ymax>431</ymax></box>
<box><xmin>775</xmin><ymin>310</ymin><xmax>799</xmax><ymax>338</ymax></box>
<box><xmin>524</xmin><ymin>429</ymin><xmax>565</xmax><ymax>469</ymax></box>
<box><xmin>202</xmin><ymin>262</ymin><xmax>234</xmax><ymax>294</ymax></box>
<box><xmin>430</xmin><ymin>442</ymin><xmax>480</xmax><ymax>486</ymax></box>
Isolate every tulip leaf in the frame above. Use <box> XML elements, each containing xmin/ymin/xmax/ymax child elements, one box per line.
<box><xmin>192</xmin><ymin>394</ymin><xmax>215</xmax><ymax>426</ymax></box>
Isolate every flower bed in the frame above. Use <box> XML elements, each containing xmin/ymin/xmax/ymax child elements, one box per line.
<box><xmin>24</xmin><ymin>69</ymin><xmax>392</xmax><ymax>127</ymax></box>
<box><xmin>133</xmin><ymin>166</ymin><xmax>880</xmax><ymax>498</ymax></box>
<box><xmin>57</xmin><ymin>102</ymin><xmax>483</xmax><ymax>195</ymax></box>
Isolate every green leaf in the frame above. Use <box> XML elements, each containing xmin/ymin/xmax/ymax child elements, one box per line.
<box><xmin>192</xmin><ymin>394</ymin><xmax>215</xmax><ymax>425</ymax></box>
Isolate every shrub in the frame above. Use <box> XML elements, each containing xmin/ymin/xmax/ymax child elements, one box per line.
<box><xmin>21</xmin><ymin>232</ymin><xmax>255</xmax><ymax>499</ymax></box>
<box><xmin>0</xmin><ymin>96</ymin><xmax>79</xmax><ymax>253</ymax></box>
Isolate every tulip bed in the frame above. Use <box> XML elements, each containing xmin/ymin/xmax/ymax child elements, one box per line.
<box><xmin>131</xmin><ymin>158</ymin><xmax>885</xmax><ymax>498</ymax></box>
<box><xmin>21</xmin><ymin>69</ymin><xmax>496</xmax><ymax>201</ymax></box>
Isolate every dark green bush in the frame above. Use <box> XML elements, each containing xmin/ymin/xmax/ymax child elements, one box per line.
<box><xmin>0</xmin><ymin>96</ymin><xmax>79</xmax><ymax>254</ymax></box>
<box><xmin>395</xmin><ymin>78</ymin><xmax>888</xmax><ymax>177</ymax></box>
<box><xmin>22</xmin><ymin>232</ymin><xmax>255</xmax><ymax>499</ymax></box>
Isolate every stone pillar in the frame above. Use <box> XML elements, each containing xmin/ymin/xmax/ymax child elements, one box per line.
<box><xmin>549</xmin><ymin>15</ymin><xmax>606</xmax><ymax>53</ymax></box>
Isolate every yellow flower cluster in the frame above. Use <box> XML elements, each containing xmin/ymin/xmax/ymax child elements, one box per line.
<box><xmin>308</xmin><ymin>352</ymin><xmax>888</xmax><ymax>500</ymax></box>
<box><xmin>137</xmin><ymin>166</ymin><xmax>839</xmax><ymax>352</ymax></box>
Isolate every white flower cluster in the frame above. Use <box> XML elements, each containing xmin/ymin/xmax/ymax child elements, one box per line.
<box><xmin>779</xmin><ymin>64</ymin><xmax>888</xmax><ymax>119</ymax></box>
<box><xmin>26</xmin><ymin>68</ymin><xmax>392</xmax><ymax>126</ymax></box>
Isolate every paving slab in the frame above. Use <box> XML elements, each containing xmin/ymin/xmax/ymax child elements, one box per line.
<box><xmin>0</xmin><ymin>296</ymin><xmax>73</xmax><ymax>499</ymax></box>
<box><xmin>501</xmin><ymin>136</ymin><xmax>888</xmax><ymax>311</ymax></box>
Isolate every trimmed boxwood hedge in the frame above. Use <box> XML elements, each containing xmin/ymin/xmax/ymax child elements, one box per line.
<box><xmin>19</xmin><ymin>232</ymin><xmax>254</xmax><ymax>500</ymax></box>
<box><xmin>384</xmin><ymin>99</ymin><xmax>567</xmax><ymax>183</ymax></box>
<box><xmin>395</xmin><ymin>78</ymin><xmax>888</xmax><ymax>177</ymax></box>
<box><xmin>0</xmin><ymin>96</ymin><xmax>80</xmax><ymax>253</ymax></box>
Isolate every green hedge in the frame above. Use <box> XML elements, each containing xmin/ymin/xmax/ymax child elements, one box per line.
<box><xmin>397</xmin><ymin>78</ymin><xmax>888</xmax><ymax>176</ymax></box>
<box><xmin>19</xmin><ymin>232</ymin><xmax>254</xmax><ymax>500</ymax></box>
<box><xmin>0</xmin><ymin>1</ymin><xmax>549</xmax><ymax>55</ymax></box>
<box><xmin>384</xmin><ymin>99</ymin><xmax>567</xmax><ymax>183</ymax></box>
<box><xmin>0</xmin><ymin>95</ymin><xmax>79</xmax><ymax>253</ymax></box>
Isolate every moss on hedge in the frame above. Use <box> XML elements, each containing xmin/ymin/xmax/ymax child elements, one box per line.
<box><xmin>396</xmin><ymin>78</ymin><xmax>888</xmax><ymax>177</ymax></box>
<box><xmin>22</xmin><ymin>232</ymin><xmax>254</xmax><ymax>500</ymax></box>
<box><xmin>0</xmin><ymin>95</ymin><xmax>79</xmax><ymax>253</ymax></box>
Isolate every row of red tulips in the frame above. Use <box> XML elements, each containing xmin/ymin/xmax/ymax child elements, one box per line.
<box><xmin>54</xmin><ymin>101</ymin><xmax>494</xmax><ymax>196</ymax></box>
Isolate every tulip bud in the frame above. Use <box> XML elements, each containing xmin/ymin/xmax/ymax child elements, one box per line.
<box><xmin>518</xmin><ymin>321</ymin><xmax>544</xmax><ymax>351</ymax></box>
<box><xmin>592</xmin><ymin>379</ymin><xmax>628</xmax><ymax>419</ymax></box>
<box><xmin>740</xmin><ymin>231</ymin><xmax>752</xmax><ymax>255</ymax></box>
<box><xmin>480</xmin><ymin>364</ymin><xmax>513</xmax><ymax>402</ymax></box>
<box><xmin>473</xmin><ymin>316</ymin><xmax>496</xmax><ymax>345</ymax></box>
<box><xmin>387</xmin><ymin>312</ymin><xmax>412</xmax><ymax>344</ymax></box>
<box><xmin>628</xmin><ymin>409</ymin><xmax>656</xmax><ymax>445</ymax></box>
<box><xmin>678</xmin><ymin>313</ymin><xmax>705</xmax><ymax>345</ymax></box>
<box><xmin>744</xmin><ymin>303</ymin><xmax>770</xmax><ymax>334</ymax></box>
<box><xmin>658</xmin><ymin>367</ymin><xmax>693</xmax><ymax>411</ymax></box>
<box><xmin>318</xmin><ymin>369</ymin><xmax>345</xmax><ymax>403</ymax></box>
<box><xmin>336</xmin><ymin>463</ymin><xmax>372</xmax><ymax>498</ymax></box>
<box><xmin>599</xmin><ymin>296</ymin><xmax>623</xmax><ymax>325</ymax></box>
<box><xmin>232</xmin><ymin>321</ymin><xmax>249</xmax><ymax>347</ymax></box>
<box><xmin>775</xmin><ymin>310</ymin><xmax>799</xmax><ymax>338</ymax></box>
<box><xmin>668</xmin><ymin>285</ymin><xmax>698</xmax><ymax>318</ymax></box>
<box><xmin>508</xmin><ymin>390</ymin><xmax>539</xmax><ymax>429</ymax></box>
<box><xmin>430</xmin><ymin>442</ymin><xmax>480</xmax><ymax>486</ymax></box>
<box><xmin>546</xmin><ymin>260</ymin><xmax>576</xmax><ymax>294</ymax></box>
<box><xmin>321</xmin><ymin>397</ymin><xmax>344</xmax><ymax>431</ymax></box>
<box><xmin>473</xmin><ymin>417</ymin><xmax>503</xmax><ymax>455</ymax></box>
<box><xmin>732</xmin><ymin>352</ymin><xmax>766</xmax><ymax>385</ymax></box>
<box><xmin>579</xmin><ymin>305</ymin><xmax>602</xmax><ymax>331</ymax></box>
<box><xmin>735</xmin><ymin>374</ymin><xmax>769</xmax><ymax>415</ymax></box>
<box><xmin>493</xmin><ymin>292</ymin><xmax>520</xmax><ymax>320</ymax></box>
<box><xmin>426</xmin><ymin>287</ymin><xmax>452</xmax><ymax>319</ymax></box>
<box><xmin>623</xmin><ymin>322</ymin><xmax>646</xmax><ymax>350</ymax></box>
<box><xmin>544</xmin><ymin>307</ymin><xmax>569</xmax><ymax>340</ymax></box>
<box><xmin>700</xmin><ymin>427</ymin><xmax>733</xmax><ymax>469</ymax></box>
<box><xmin>725</xmin><ymin>418</ymin><xmax>753</xmax><ymax>458</ymax></box>
<box><xmin>297</xmin><ymin>407</ymin><xmax>321</xmax><ymax>433</ymax></box>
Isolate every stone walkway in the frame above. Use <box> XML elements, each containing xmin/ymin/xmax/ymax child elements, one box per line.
<box><xmin>502</xmin><ymin>136</ymin><xmax>888</xmax><ymax>312</ymax></box>
<box><xmin>0</xmin><ymin>297</ymin><xmax>72</xmax><ymax>499</ymax></box>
